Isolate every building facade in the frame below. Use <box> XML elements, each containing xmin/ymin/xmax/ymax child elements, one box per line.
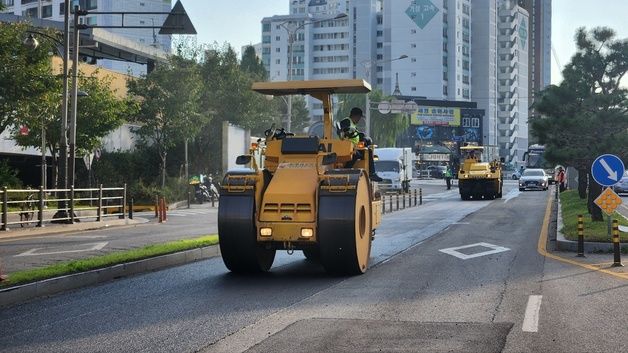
<box><xmin>1</xmin><ymin>0</ymin><xmax>171</xmax><ymax>75</ymax></box>
<box><xmin>496</xmin><ymin>1</ymin><xmax>529</xmax><ymax>164</ymax></box>
<box><xmin>519</xmin><ymin>0</ymin><xmax>551</xmax><ymax>127</ymax></box>
<box><xmin>262</xmin><ymin>0</ymin><xmax>538</xmax><ymax>164</ymax></box>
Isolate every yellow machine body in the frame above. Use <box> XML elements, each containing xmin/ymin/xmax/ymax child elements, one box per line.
<box><xmin>218</xmin><ymin>79</ymin><xmax>382</xmax><ymax>274</ymax></box>
<box><xmin>457</xmin><ymin>145</ymin><xmax>503</xmax><ymax>200</ymax></box>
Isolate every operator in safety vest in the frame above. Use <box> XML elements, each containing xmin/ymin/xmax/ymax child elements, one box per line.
<box><xmin>337</xmin><ymin>107</ymin><xmax>383</xmax><ymax>182</ymax></box>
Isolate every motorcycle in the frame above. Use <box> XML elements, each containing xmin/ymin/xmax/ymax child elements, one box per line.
<box><xmin>205</xmin><ymin>177</ymin><xmax>220</xmax><ymax>202</ymax></box>
<box><xmin>194</xmin><ymin>183</ymin><xmax>211</xmax><ymax>204</ymax></box>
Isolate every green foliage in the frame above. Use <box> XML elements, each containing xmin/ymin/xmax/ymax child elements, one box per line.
<box><xmin>89</xmin><ymin>149</ymin><xmax>190</xmax><ymax>203</ymax></box>
<box><xmin>241</xmin><ymin>45</ymin><xmax>267</xmax><ymax>80</ymax></box>
<box><xmin>12</xmin><ymin>71</ymin><xmax>129</xmax><ymax>158</ymax></box>
<box><xmin>0</xmin><ymin>23</ymin><xmax>58</xmax><ymax>136</ymax></box>
<box><xmin>532</xmin><ymin>27</ymin><xmax>628</xmax><ymax>166</ymax></box>
<box><xmin>335</xmin><ymin>90</ymin><xmax>406</xmax><ymax>146</ymax></box>
<box><xmin>128</xmin><ymin>55</ymin><xmax>206</xmax><ymax>186</ymax></box>
<box><xmin>559</xmin><ymin>190</ymin><xmax>628</xmax><ymax>242</ymax></box>
<box><xmin>0</xmin><ymin>160</ymin><xmax>22</xmax><ymax>188</ymax></box>
<box><xmin>128</xmin><ymin>177</ymin><xmax>188</xmax><ymax>204</ymax></box>
<box><xmin>533</xmin><ymin>27</ymin><xmax>628</xmax><ymax>221</ymax></box>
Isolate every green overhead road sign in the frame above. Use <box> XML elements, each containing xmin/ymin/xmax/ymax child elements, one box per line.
<box><xmin>406</xmin><ymin>0</ymin><xmax>439</xmax><ymax>30</ymax></box>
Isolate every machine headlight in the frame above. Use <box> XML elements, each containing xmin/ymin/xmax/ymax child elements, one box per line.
<box><xmin>301</xmin><ymin>228</ymin><xmax>313</xmax><ymax>238</ymax></box>
<box><xmin>260</xmin><ymin>227</ymin><xmax>273</xmax><ymax>237</ymax></box>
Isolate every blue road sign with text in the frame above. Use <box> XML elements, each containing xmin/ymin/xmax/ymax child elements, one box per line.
<box><xmin>591</xmin><ymin>154</ymin><xmax>625</xmax><ymax>187</ymax></box>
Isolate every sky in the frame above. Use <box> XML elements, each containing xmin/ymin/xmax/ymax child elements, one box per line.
<box><xmin>177</xmin><ymin>0</ymin><xmax>628</xmax><ymax>85</ymax></box>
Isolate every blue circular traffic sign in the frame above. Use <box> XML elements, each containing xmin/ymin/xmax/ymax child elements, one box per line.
<box><xmin>591</xmin><ymin>154</ymin><xmax>625</xmax><ymax>187</ymax></box>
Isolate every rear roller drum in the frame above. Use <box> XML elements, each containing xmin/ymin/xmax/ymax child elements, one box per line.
<box><xmin>318</xmin><ymin>173</ymin><xmax>372</xmax><ymax>275</ymax></box>
<box><xmin>218</xmin><ymin>192</ymin><xmax>275</xmax><ymax>273</ymax></box>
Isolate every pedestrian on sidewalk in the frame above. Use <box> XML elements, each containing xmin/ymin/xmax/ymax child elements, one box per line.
<box><xmin>444</xmin><ymin>163</ymin><xmax>453</xmax><ymax>190</ymax></box>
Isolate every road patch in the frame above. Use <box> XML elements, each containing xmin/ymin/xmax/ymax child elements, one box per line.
<box><xmin>439</xmin><ymin>242</ymin><xmax>510</xmax><ymax>260</ymax></box>
<box><xmin>245</xmin><ymin>318</ymin><xmax>513</xmax><ymax>353</ymax></box>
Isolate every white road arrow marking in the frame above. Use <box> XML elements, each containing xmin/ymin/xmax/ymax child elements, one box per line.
<box><xmin>15</xmin><ymin>242</ymin><xmax>108</xmax><ymax>257</ymax></box>
<box><xmin>600</xmin><ymin>158</ymin><xmax>618</xmax><ymax>181</ymax></box>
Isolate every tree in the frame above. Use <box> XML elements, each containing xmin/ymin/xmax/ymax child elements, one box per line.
<box><xmin>335</xmin><ymin>90</ymin><xmax>407</xmax><ymax>147</ymax></box>
<box><xmin>532</xmin><ymin>27</ymin><xmax>628</xmax><ymax>221</ymax></box>
<box><xmin>12</xmin><ymin>71</ymin><xmax>130</xmax><ymax>187</ymax></box>
<box><xmin>128</xmin><ymin>55</ymin><xmax>205</xmax><ymax>187</ymax></box>
<box><xmin>0</xmin><ymin>23</ymin><xmax>58</xmax><ymax>136</ymax></box>
<box><xmin>189</xmin><ymin>44</ymin><xmax>276</xmax><ymax>175</ymax></box>
<box><xmin>240</xmin><ymin>45</ymin><xmax>267</xmax><ymax>80</ymax></box>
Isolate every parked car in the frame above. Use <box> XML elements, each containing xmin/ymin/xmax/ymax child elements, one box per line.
<box><xmin>613</xmin><ymin>171</ymin><xmax>628</xmax><ymax>195</ymax></box>
<box><xmin>427</xmin><ymin>165</ymin><xmax>447</xmax><ymax>179</ymax></box>
<box><xmin>519</xmin><ymin>168</ymin><xmax>549</xmax><ymax>191</ymax></box>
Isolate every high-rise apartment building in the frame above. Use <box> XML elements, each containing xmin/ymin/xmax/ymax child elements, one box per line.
<box><xmin>1</xmin><ymin>0</ymin><xmax>171</xmax><ymax>76</ymax></box>
<box><xmin>519</xmin><ymin>0</ymin><xmax>551</xmax><ymax>123</ymax></box>
<box><xmin>496</xmin><ymin>0</ymin><xmax>529</xmax><ymax>163</ymax></box>
<box><xmin>262</xmin><ymin>0</ymin><xmax>540</xmax><ymax>164</ymax></box>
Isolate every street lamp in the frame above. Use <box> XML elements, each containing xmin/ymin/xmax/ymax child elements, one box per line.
<box><xmin>362</xmin><ymin>54</ymin><xmax>408</xmax><ymax>136</ymax></box>
<box><xmin>280</xmin><ymin>12</ymin><xmax>347</xmax><ymax>132</ymax></box>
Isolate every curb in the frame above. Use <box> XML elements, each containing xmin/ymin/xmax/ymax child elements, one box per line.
<box><xmin>0</xmin><ymin>245</ymin><xmax>221</xmax><ymax>308</ymax></box>
<box><xmin>555</xmin><ymin>194</ymin><xmax>628</xmax><ymax>252</ymax></box>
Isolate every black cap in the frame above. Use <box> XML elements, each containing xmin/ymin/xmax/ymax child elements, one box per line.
<box><xmin>350</xmin><ymin>107</ymin><xmax>363</xmax><ymax>117</ymax></box>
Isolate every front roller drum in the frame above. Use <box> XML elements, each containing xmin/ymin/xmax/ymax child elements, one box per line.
<box><xmin>218</xmin><ymin>191</ymin><xmax>275</xmax><ymax>273</ymax></box>
<box><xmin>318</xmin><ymin>172</ymin><xmax>372</xmax><ymax>275</ymax></box>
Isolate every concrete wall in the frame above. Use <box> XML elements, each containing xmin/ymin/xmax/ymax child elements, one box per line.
<box><xmin>221</xmin><ymin>122</ymin><xmax>251</xmax><ymax>173</ymax></box>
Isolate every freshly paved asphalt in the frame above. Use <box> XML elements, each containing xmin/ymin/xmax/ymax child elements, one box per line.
<box><xmin>0</xmin><ymin>181</ymin><xmax>626</xmax><ymax>353</ymax></box>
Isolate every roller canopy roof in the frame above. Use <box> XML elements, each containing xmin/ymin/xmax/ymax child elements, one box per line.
<box><xmin>252</xmin><ymin>80</ymin><xmax>371</xmax><ymax>96</ymax></box>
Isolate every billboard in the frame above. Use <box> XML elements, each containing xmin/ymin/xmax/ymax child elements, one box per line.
<box><xmin>410</xmin><ymin>106</ymin><xmax>461</xmax><ymax>126</ymax></box>
<box><xmin>409</xmin><ymin>108</ymin><xmax>484</xmax><ymax>145</ymax></box>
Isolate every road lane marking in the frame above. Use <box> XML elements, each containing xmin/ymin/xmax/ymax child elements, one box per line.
<box><xmin>15</xmin><ymin>242</ymin><xmax>108</xmax><ymax>257</ymax></box>
<box><xmin>522</xmin><ymin>295</ymin><xmax>543</xmax><ymax>332</ymax></box>
<box><xmin>537</xmin><ymin>193</ymin><xmax>628</xmax><ymax>280</ymax></box>
<box><xmin>439</xmin><ymin>242</ymin><xmax>510</xmax><ymax>260</ymax></box>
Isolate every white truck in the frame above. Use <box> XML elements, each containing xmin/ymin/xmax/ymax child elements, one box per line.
<box><xmin>373</xmin><ymin>147</ymin><xmax>414</xmax><ymax>193</ymax></box>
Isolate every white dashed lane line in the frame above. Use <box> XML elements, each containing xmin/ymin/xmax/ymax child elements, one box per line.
<box><xmin>522</xmin><ymin>295</ymin><xmax>543</xmax><ymax>333</ymax></box>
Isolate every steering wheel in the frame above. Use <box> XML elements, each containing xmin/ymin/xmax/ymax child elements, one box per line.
<box><xmin>264</xmin><ymin>123</ymin><xmax>276</xmax><ymax>139</ymax></box>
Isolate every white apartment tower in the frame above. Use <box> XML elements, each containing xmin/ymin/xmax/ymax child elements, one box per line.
<box><xmin>497</xmin><ymin>0</ymin><xmax>529</xmax><ymax>164</ymax></box>
<box><xmin>262</xmin><ymin>0</ymin><xmax>535</xmax><ymax>163</ymax></box>
<box><xmin>1</xmin><ymin>0</ymin><xmax>171</xmax><ymax>76</ymax></box>
<box><xmin>471</xmin><ymin>0</ymin><xmax>498</xmax><ymax>159</ymax></box>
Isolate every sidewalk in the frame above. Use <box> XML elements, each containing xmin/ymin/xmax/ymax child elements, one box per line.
<box><xmin>0</xmin><ymin>217</ymin><xmax>146</xmax><ymax>241</ymax></box>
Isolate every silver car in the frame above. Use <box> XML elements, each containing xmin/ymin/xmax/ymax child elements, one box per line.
<box><xmin>519</xmin><ymin>168</ymin><xmax>549</xmax><ymax>191</ymax></box>
<box><xmin>613</xmin><ymin>171</ymin><xmax>628</xmax><ymax>195</ymax></box>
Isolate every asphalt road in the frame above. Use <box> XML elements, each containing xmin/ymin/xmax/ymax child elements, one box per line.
<box><xmin>1</xmin><ymin>181</ymin><xmax>626</xmax><ymax>353</ymax></box>
<box><xmin>0</xmin><ymin>181</ymin><xmax>448</xmax><ymax>273</ymax></box>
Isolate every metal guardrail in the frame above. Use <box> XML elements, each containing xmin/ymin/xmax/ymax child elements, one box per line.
<box><xmin>0</xmin><ymin>184</ymin><xmax>126</xmax><ymax>231</ymax></box>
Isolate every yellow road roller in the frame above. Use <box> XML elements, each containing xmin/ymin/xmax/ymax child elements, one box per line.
<box><xmin>457</xmin><ymin>145</ymin><xmax>503</xmax><ymax>200</ymax></box>
<box><xmin>218</xmin><ymin>80</ymin><xmax>382</xmax><ymax>275</ymax></box>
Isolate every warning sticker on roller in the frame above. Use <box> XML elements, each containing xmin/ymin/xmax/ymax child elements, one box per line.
<box><xmin>278</xmin><ymin>163</ymin><xmax>315</xmax><ymax>169</ymax></box>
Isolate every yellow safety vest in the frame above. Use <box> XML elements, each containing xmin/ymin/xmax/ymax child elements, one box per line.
<box><xmin>340</xmin><ymin>117</ymin><xmax>359</xmax><ymax>145</ymax></box>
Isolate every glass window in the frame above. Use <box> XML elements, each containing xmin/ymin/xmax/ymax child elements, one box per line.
<box><xmin>22</xmin><ymin>7</ymin><xmax>38</xmax><ymax>18</ymax></box>
<box><xmin>42</xmin><ymin>5</ymin><xmax>52</xmax><ymax>18</ymax></box>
